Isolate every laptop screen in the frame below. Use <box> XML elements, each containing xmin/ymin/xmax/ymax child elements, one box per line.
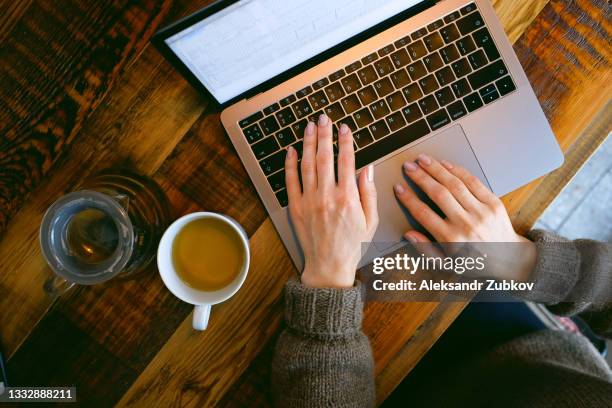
<box><xmin>165</xmin><ymin>0</ymin><xmax>424</xmax><ymax>104</ymax></box>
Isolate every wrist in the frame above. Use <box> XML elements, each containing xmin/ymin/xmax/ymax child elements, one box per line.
<box><xmin>301</xmin><ymin>260</ymin><xmax>356</xmax><ymax>289</ymax></box>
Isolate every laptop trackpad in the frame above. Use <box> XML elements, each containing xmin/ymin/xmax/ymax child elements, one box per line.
<box><xmin>371</xmin><ymin>125</ymin><xmax>490</xmax><ymax>252</ymax></box>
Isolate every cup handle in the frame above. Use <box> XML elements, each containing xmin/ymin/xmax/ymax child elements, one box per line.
<box><xmin>43</xmin><ymin>274</ymin><xmax>76</xmax><ymax>297</ymax></box>
<box><xmin>193</xmin><ymin>305</ymin><xmax>211</xmax><ymax>330</ymax></box>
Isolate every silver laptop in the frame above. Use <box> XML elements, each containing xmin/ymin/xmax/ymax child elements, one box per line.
<box><xmin>153</xmin><ymin>0</ymin><xmax>564</xmax><ymax>269</ymax></box>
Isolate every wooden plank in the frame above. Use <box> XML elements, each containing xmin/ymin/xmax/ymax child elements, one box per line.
<box><xmin>491</xmin><ymin>0</ymin><xmax>550</xmax><ymax>43</ymax></box>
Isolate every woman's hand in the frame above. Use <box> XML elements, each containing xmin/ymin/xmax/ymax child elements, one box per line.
<box><xmin>285</xmin><ymin>114</ymin><xmax>378</xmax><ymax>288</ymax></box>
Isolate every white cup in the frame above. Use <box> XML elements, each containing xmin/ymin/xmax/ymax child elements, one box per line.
<box><xmin>157</xmin><ymin>212</ymin><xmax>250</xmax><ymax>330</ymax></box>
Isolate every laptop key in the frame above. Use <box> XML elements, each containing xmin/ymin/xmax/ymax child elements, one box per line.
<box><xmin>435</xmin><ymin>66</ymin><xmax>456</xmax><ymax>86</ymax></box>
<box><xmin>386</xmin><ymin>111</ymin><xmax>406</xmax><ymax>132</ymax></box>
<box><xmin>407</xmin><ymin>60</ymin><xmax>428</xmax><ymax>81</ymax></box>
<box><xmin>260</xmin><ymin>150</ymin><xmax>286</xmax><ymax>175</ymax></box>
<box><xmin>268</xmin><ymin>170</ymin><xmax>285</xmax><ymax>192</ymax></box>
<box><xmin>292</xmin><ymin>140</ymin><xmax>304</xmax><ymax>158</ymax></box>
<box><xmin>402</xmin><ymin>103</ymin><xmax>423</xmax><ymax>123</ymax></box>
<box><xmin>496</xmin><ymin>75</ymin><xmax>516</xmax><ymax>96</ymax></box>
<box><xmin>342</xmin><ymin>116</ymin><xmax>358</xmax><ymax>132</ymax></box>
<box><xmin>346</xmin><ymin>60</ymin><xmax>363</xmax><ymax>73</ymax></box>
<box><xmin>361</xmin><ymin>52</ymin><xmax>378</xmax><ymax>65</ymax></box>
<box><xmin>357</xmin><ymin>86</ymin><xmax>378</xmax><ymax>105</ymax></box>
<box><xmin>239</xmin><ymin>111</ymin><xmax>264</xmax><ymax>128</ymax></box>
<box><xmin>434</xmin><ymin>86</ymin><xmax>456</xmax><ymax>106</ymax></box>
<box><xmin>451</xmin><ymin>58</ymin><xmax>472</xmax><ymax>78</ymax></box>
<box><xmin>451</xmin><ymin>78</ymin><xmax>471</xmax><ymax>98</ymax></box>
<box><xmin>313</xmin><ymin>78</ymin><xmax>330</xmax><ymax>90</ymax></box>
<box><xmin>440</xmin><ymin>44</ymin><xmax>461</xmax><ymax>63</ymax></box>
<box><xmin>280</xmin><ymin>95</ymin><xmax>296</xmax><ymax>106</ymax></box>
<box><xmin>354</xmin><ymin>108</ymin><xmax>374</xmax><ymax>128</ymax></box>
<box><xmin>463</xmin><ymin>92</ymin><xmax>484</xmax><ymax>112</ymax></box>
<box><xmin>427</xmin><ymin>109</ymin><xmax>451</xmax><ymax>130</ymax></box>
<box><xmin>328</xmin><ymin>69</ymin><xmax>346</xmax><ymax>82</ymax></box>
<box><xmin>374</xmin><ymin>77</ymin><xmax>394</xmax><ymax>97</ymax></box>
<box><xmin>378</xmin><ymin>44</ymin><xmax>395</xmax><ymax>57</ymax></box>
<box><xmin>457</xmin><ymin>10</ymin><xmax>485</xmax><ymax>35</ymax></box>
<box><xmin>370</xmin><ymin>100</ymin><xmax>391</xmax><ymax>120</ymax></box>
<box><xmin>457</xmin><ymin>36</ymin><xmax>476</xmax><ymax>55</ymax></box>
<box><xmin>419</xmin><ymin>74</ymin><xmax>440</xmax><ymax>95</ymax></box>
<box><xmin>479</xmin><ymin>84</ymin><xmax>500</xmax><ymax>103</ymax></box>
<box><xmin>390</xmin><ymin>69</ymin><xmax>411</xmax><ymax>88</ymax></box>
<box><xmin>468</xmin><ymin>60</ymin><xmax>508</xmax><ymax>90</ymax></box>
<box><xmin>427</xmin><ymin>19</ymin><xmax>444</xmax><ymax>32</ymax></box>
<box><xmin>423</xmin><ymin>32</ymin><xmax>444</xmax><ymax>52</ymax></box>
<box><xmin>386</xmin><ymin>91</ymin><xmax>407</xmax><ymax>111</ymax></box>
<box><xmin>419</xmin><ymin>95</ymin><xmax>439</xmax><ymax>115</ymax></box>
<box><xmin>402</xmin><ymin>83</ymin><xmax>423</xmax><ymax>103</ymax></box>
<box><xmin>390</xmin><ymin>49</ymin><xmax>411</xmax><ymax>69</ymax></box>
<box><xmin>296</xmin><ymin>86</ymin><xmax>313</xmax><ymax>98</ymax></box>
<box><xmin>260</xmin><ymin>116</ymin><xmax>280</xmax><ymax>135</ymax></box>
<box><xmin>374</xmin><ymin>57</ymin><xmax>394</xmax><ymax>76</ymax></box>
<box><xmin>447</xmin><ymin>100</ymin><xmax>467</xmax><ymax>120</ymax></box>
<box><xmin>356</xmin><ymin>119</ymin><xmax>430</xmax><ymax>168</ymax></box>
<box><xmin>292</xmin><ymin>120</ymin><xmax>308</xmax><ymax>138</ymax></box>
<box><xmin>292</xmin><ymin>99</ymin><xmax>313</xmax><ymax>119</ymax></box>
<box><xmin>243</xmin><ymin>123</ymin><xmax>264</xmax><ymax>143</ymax></box>
<box><xmin>276</xmin><ymin>128</ymin><xmax>296</xmax><ymax>147</ymax></box>
<box><xmin>339</xmin><ymin>94</ymin><xmax>361</xmax><ymax>115</ymax></box>
<box><xmin>357</xmin><ymin>65</ymin><xmax>378</xmax><ymax>85</ymax></box>
<box><xmin>460</xmin><ymin>3</ymin><xmax>477</xmax><ymax>15</ymax></box>
<box><xmin>394</xmin><ymin>35</ymin><xmax>412</xmax><ymax>48</ymax></box>
<box><xmin>370</xmin><ymin>120</ymin><xmax>391</xmax><ymax>139</ymax></box>
<box><xmin>440</xmin><ymin>24</ymin><xmax>460</xmax><ymax>43</ymax></box>
<box><xmin>275</xmin><ymin>189</ymin><xmax>288</xmax><ymax>207</ymax></box>
<box><xmin>252</xmin><ymin>136</ymin><xmax>280</xmax><ymax>160</ymax></box>
<box><xmin>473</xmin><ymin>27</ymin><xmax>500</xmax><ymax>61</ymax></box>
<box><xmin>468</xmin><ymin>49</ymin><xmax>488</xmax><ymax>70</ymax></box>
<box><xmin>353</xmin><ymin>128</ymin><xmax>375</xmax><ymax>148</ymax></box>
<box><xmin>341</xmin><ymin>73</ymin><xmax>362</xmax><ymax>93</ymax></box>
<box><xmin>276</xmin><ymin>107</ymin><xmax>296</xmax><ymax>127</ymax></box>
<box><xmin>411</xmin><ymin>27</ymin><xmax>428</xmax><ymax>41</ymax></box>
<box><xmin>423</xmin><ymin>52</ymin><xmax>444</xmax><ymax>72</ymax></box>
<box><xmin>444</xmin><ymin>11</ymin><xmax>461</xmax><ymax>23</ymax></box>
<box><xmin>324</xmin><ymin>82</ymin><xmax>346</xmax><ymax>102</ymax></box>
<box><xmin>407</xmin><ymin>40</ymin><xmax>428</xmax><ymax>60</ymax></box>
<box><xmin>264</xmin><ymin>103</ymin><xmax>280</xmax><ymax>115</ymax></box>
<box><xmin>308</xmin><ymin>91</ymin><xmax>330</xmax><ymax>110</ymax></box>
<box><xmin>325</xmin><ymin>102</ymin><xmax>345</xmax><ymax>122</ymax></box>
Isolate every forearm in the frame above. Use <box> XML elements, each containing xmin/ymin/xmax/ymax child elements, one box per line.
<box><xmin>272</xmin><ymin>278</ymin><xmax>375</xmax><ymax>408</ymax></box>
<box><xmin>520</xmin><ymin>230</ymin><xmax>612</xmax><ymax>337</ymax></box>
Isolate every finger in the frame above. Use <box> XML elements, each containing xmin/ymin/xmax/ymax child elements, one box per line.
<box><xmin>416</xmin><ymin>154</ymin><xmax>482</xmax><ymax>212</ymax></box>
<box><xmin>403</xmin><ymin>230</ymin><xmax>445</xmax><ymax>259</ymax></box>
<box><xmin>300</xmin><ymin>121</ymin><xmax>317</xmax><ymax>192</ymax></box>
<box><xmin>403</xmin><ymin>160</ymin><xmax>467</xmax><ymax>222</ymax></box>
<box><xmin>285</xmin><ymin>145</ymin><xmax>301</xmax><ymax>202</ymax></box>
<box><xmin>358</xmin><ymin>165</ymin><xmax>378</xmax><ymax>233</ymax></box>
<box><xmin>315</xmin><ymin>114</ymin><xmax>335</xmax><ymax>190</ymax></box>
<box><xmin>337</xmin><ymin>124</ymin><xmax>357</xmax><ymax>189</ymax></box>
<box><xmin>394</xmin><ymin>182</ymin><xmax>449</xmax><ymax>241</ymax></box>
<box><xmin>442</xmin><ymin>161</ymin><xmax>495</xmax><ymax>205</ymax></box>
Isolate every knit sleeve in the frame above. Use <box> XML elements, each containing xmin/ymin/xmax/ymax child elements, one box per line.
<box><xmin>521</xmin><ymin>230</ymin><xmax>612</xmax><ymax>338</ymax></box>
<box><xmin>271</xmin><ymin>278</ymin><xmax>375</xmax><ymax>408</ymax></box>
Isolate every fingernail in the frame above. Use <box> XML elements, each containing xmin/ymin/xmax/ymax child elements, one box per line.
<box><xmin>418</xmin><ymin>153</ymin><xmax>432</xmax><ymax>166</ymax></box>
<box><xmin>339</xmin><ymin>123</ymin><xmax>349</xmax><ymax>135</ymax></box>
<box><xmin>306</xmin><ymin>121</ymin><xmax>315</xmax><ymax>135</ymax></box>
<box><xmin>441</xmin><ymin>159</ymin><xmax>454</xmax><ymax>170</ymax></box>
<box><xmin>405</xmin><ymin>233</ymin><xmax>418</xmax><ymax>244</ymax></box>
<box><xmin>394</xmin><ymin>184</ymin><xmax>405</xmax><ymax>194</ymax></box>
<box><xmin>367</xmin><ymin>165</ymin><xmax>374</xmax><ymax>182</ymax></box>
<box><xmin>403</xmin><ymin>162</ymin><xmax>418</xmax><ymax>172</ymax></box>
<box><xmin>286</xmin><ymin>145</ymin><xmax>295</xmax><ymax>158</ymax></box>
<box><xmin>318</xmin><ymin>114</ymin><xmax>328</xmax><ymax>126</ymax></box>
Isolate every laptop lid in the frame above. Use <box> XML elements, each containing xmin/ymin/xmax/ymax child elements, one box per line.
<box><xmin>153</xmin><ymin>0</ymin><xmax>433</xmax><ymax>107</ymax></box>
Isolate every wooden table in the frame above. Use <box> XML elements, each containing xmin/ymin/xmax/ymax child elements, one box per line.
<box><xmin>0</xmin><ymin>0</ymin><xmax>610</xmax><ymax>406</ymax></box>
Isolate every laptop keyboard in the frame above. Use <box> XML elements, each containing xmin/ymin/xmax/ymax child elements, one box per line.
<box><xmin>238</xmin><ymin>3</ymin><xmax>516</xmax><ymax>207</ymax></box>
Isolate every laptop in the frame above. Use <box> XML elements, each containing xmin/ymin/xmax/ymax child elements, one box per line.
<box><xmin>153</xmin><ymin>0</ymin><xmax>564</xmax><ymax>269</ymax></box>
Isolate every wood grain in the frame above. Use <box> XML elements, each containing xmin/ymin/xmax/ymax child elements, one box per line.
<box><xmin>0</xmin><ymin>0</ymin><xmax>609</xmax><ymax>406</ymax></box>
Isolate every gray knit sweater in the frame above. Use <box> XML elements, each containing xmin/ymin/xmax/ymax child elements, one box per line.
<box><xmin>271</xmin><ymin>231</ymin><xmax>612</xmax><ymax>407</ymax></box>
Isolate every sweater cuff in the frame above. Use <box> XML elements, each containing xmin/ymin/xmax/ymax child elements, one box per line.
<box><xmin>283</xmin><ymin>277</ymin><xmax>364</xmax><ymax>337</ymax></box>
<box><xmin>523</xmin><ymin>229</ymin><xmax>581</xmax><ymax>303</ymax></box>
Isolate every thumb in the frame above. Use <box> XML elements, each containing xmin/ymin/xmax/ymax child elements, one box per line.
<box><xmin>358</xmin><ymin>165</ymin><xmax>378</xmax><ymax>234</ymax></box>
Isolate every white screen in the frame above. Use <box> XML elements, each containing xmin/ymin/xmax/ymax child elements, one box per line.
<box><xmin>166</xmin><ymin>0</ymin><xmax>423</xmax><ymax>103</ymax></box>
